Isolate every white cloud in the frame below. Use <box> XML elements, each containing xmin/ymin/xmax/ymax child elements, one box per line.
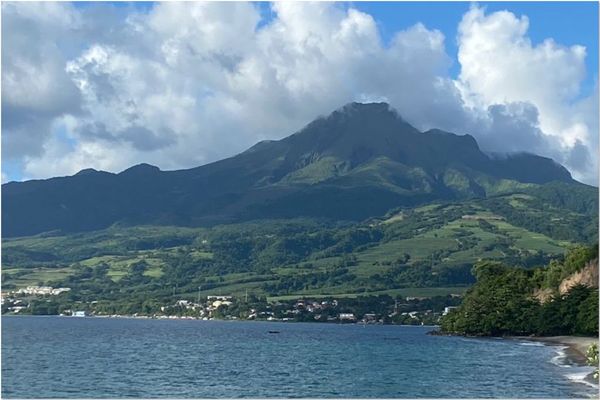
<box><xmin>1</xmin><ymin>2</ymin><xmax>82</xmax><ymax>161</ymax></box>
<box><xmin>456</xmin><ymin>5</ymin><xmax>598</xmax><ymax>183</ymax></box>
<box><xmin>2</xmin><ymin>2</ymin><xmax>598</xmax><ymax>185</ymax></box>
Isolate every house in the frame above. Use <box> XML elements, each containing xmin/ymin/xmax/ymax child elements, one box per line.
<box><xmin>51</xmin><ymin>288</ymin><xmax>71</xmax><ymax>295</ymax></box>
<box><xmin>363</xmin><ymin>313</ymin><xmax>377</xmax><ymax>321</ymax></box>
<box><xmin>339</xmin><ymin>313</ymin><xmax>356</xmax><ymax>321</ymax></box>
<box><xmin>211</xmin><ymin>300</ymin><xmax>233</xmax><ymax>308</ymax></box>
<box><xmin>206</xmin><ymin>295</ymin><xmax>232</xmax><ymax>301</ymax></box>
<box><xmin>72</xmin><ymin>311</ymin><xmax>86</xmax><ymax>317</ymax></box>
<box><xmin>443</xmin><ymin>306</ymin><xmax>458</xmax><ymax>316</ymax></box>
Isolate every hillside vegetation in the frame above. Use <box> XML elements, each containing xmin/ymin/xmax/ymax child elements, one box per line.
<box><xmin>440</xmin><ymin>245</ymin><xmax>599</xmax><ymax>336</ymax></box>
<box><xmin>3</xmin><ymin>102</ymin><xmax>587</xmax><ymax>238</ymax></box>
<box><xmin>2</xmin><ymin>102</ymin><xmax>597</xmax><ymax>318</ymax></box>
<box><xmin>2</xmin><ymin>187</ymin><xmax>597</xmax><ymax>313</ymax></box>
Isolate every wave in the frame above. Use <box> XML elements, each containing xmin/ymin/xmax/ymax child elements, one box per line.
<box><xmin>549</xmin><ymin>346</ymin><xmax>571</xmax><ymax>367</ymax></box>
<box><xmin>518</xmin><ymin>341</ymin><xmax>545</xmax><ymax>347</ymax></box>
<box><xmin>565</xmin><ymin>368</ymin><xmax>599</xmax><ymax>390</ymax></box>
<box><xmin>547</xmin><ymin>345</ymin><xmax>599</xmax><ymax>396</ymax></box>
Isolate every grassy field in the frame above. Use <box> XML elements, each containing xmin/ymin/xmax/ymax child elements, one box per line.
<box><xmin>2</xmin><ymin>267</ymin><xmax>75</xmax><ymax>288</ymax></box>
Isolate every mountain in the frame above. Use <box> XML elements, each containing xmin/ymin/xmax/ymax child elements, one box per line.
<box><xmin>2</xmin><ymin>102</ymin><xmax>591</xmax><ymax>237</ymax></box>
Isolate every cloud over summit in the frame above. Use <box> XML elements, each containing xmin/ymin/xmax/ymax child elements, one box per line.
<box><xmin>2</xmin><ymin>2</ymin><xmax>597</xmax><ymax>184</ymax></box>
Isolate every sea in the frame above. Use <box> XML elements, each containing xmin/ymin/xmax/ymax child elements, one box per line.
<box><xmin>1</xmin><ymin>316</ymin><xmax>597</xmax><ymax>398</ymax></box>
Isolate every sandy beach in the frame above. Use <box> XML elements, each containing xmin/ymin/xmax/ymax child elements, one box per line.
<box><xmin>513</xmin><ymin>336</ymin><xmax>598</xmax><ymax>364</ymax></box>
<box><xmin>512</xmin><ymin>336</ymin><xmax>599</xmax><ymax>393</ymax></box>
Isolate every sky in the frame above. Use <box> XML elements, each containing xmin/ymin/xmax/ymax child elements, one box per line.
<box><xmin>2</xmin><ymin>1</ymin><xmax>599</xmax><ymax>185</ymax></box>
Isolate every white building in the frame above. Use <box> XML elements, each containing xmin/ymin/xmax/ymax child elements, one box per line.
<box><xmin>206</xmin><ymin>295</ymin><xmax>232</xmax><ymax>301</ymax></box>
<box><xmin>339</xmin><ymin>313</ymin><xmax>356</xmax><ymax>321</ymax></box>
<box><xmin>443</xmin><ymin>306</ymin><xmax>458</xmax><ymax>316</ymax></box>
<box><xmin>17</xmin><ymin>286</ymin><xmax>71</xmax><ymax>296</ymax></box>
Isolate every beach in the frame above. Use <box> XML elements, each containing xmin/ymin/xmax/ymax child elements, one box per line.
<box><xmin>514</xmin><ymin>336</ymin><xmax>598</xmax><ymax>364</ymax></box>
<box><xmin>513</xmin><ymin>335</ymin><xmax>599</xmax><ymax>393</ymax></box>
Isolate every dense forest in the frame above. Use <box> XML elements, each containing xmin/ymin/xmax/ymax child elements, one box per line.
<box><xmin>440</xmin><ymin>245</ymin><xmax>599</xmax><ymax>336</ymax></box>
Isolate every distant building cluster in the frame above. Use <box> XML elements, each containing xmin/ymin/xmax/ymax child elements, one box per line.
<box><xmin>159</xmin><ymin>296</ymin><xmax>235</xmax><ymax>319</ymax></box>
<box><xmin>1</xmin><ymin>298</ymin><xmax>27</xmax><ymax>313</ymax></box>
<box><xmin>2</xmin><ymin>287</ymin><xmax>460</xmax><ymax>326</ymax></box>
<box><xmin>1</xmin><ymin>286</ymin><xmax>72</xmax><ymax>313</ymax></box>
<box><xmin>16</xmin><ymin>286</ymin><xmax>71</xmax><ymax>296</ymax></box>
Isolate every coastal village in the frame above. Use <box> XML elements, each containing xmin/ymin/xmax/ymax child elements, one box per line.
<box><xmin>1</xmin><ymin>285</ymin><xmax>459</xmax><ymax>325</ymax></box>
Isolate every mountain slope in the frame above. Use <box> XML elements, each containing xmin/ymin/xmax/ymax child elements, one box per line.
<box><xmin>1</xmin><ymin>102</ymin><xmax>587</xmax><ymax>237</ymax></box>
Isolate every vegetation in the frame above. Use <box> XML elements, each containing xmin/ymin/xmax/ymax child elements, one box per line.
<box><xmin>2</xmin><ymin>102</ymin><xmax>597</xmax><ymax>327</ymax></box>
<box><xmin>4</xmin><ymin>102</ymin><xmax>595</xmax><ymax>238</ymax></box>
<box><xmin>440</xmin><ymin>245</ymin><xmax>598</xmax><ymax>336</ymax></box>
<box><xmin>586</xmin><ymin>343</ymin><xmax>599</xmax><ymax>379</ymax></box>
<box><xmin>3</xmin><ymin>190</ymin><xmax>595</xmax><ymax>304</ymax></box>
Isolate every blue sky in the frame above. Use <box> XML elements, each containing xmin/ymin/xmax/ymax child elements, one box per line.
<box><xmin>3</xmin><ymin>1</ymin><xmax>599</xmax><ymax>184</ymax></box>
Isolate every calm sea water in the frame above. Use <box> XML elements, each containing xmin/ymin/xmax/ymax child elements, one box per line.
<box><xmin>2</xmin><ymin>316</ymin><xmax>597</xmax><ymax>398</ymax></box>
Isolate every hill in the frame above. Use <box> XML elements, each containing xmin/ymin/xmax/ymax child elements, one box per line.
<box><xmin>2</xmin><ymin>102</ymin><xmax>587</xmax><ymax>238</ymax></box>
<box><xmin>439</xmin><ymin>244</ymin><xmax>599</xmax><ymax>336</ymax></box>
<box><xmin>2</xmin><ymin>190</ymin><xmax>597</xmax><ymax>307</ymax></box>
<box><xmin>2</xmin><ymin>102</ymin><xmax>598</xmax><ymax>316</ymax></box>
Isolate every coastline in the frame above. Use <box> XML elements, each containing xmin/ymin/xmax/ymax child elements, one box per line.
<box><xmin>512</xmin><ymin>335</ymin><xmax>598</xmax><ymax>365</ymax></box>
<box><xmin>1</xmin><ymin>314</ymin><xmax>439</xmax><ymax>328</ymax></box>
<box><xmin>511</xmin><ymin>335</ymin><xmax>599</xmax><ymax>391</ymax></box>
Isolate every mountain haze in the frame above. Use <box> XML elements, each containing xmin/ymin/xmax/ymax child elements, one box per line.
<box><xmin>1</xmin><ymin>102</ymin><xmax>587</xmax><ymax>237</ymax></box>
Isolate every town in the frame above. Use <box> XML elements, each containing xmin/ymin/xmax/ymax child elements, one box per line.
<box><xmin>1</xmin><ymin>285</ymin><xmax>461</xmax><ymax>325</ymax></box>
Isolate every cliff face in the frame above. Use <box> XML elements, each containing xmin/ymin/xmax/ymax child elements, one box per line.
<box><xmin>532</xmin><ymin>258</ymin><xmax>599</xmax><ymax>304</ymax></box>
<box><xmin>559</xmin><ymin>259</ymin><xmax>599</xmax><ymax>295</ymax></box>
<box><xmin>533</xmin><ymin>287</ymin><xmax>554</xmax><ymax>304</ymax></box>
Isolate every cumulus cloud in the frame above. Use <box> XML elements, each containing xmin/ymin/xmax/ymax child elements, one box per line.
<box><xmin>456</xmin><ymin>5</ymin><xmax>598</xmax><ymax>183</ymax></box>
<box><xmin>2</xmin><ymin>2</ymin><xmax>82</xmax><ymax>161</ymax></box>
<box><xmin>1</xmin><ymin>2</ymin><xmax>597</xmax><ymax>185</ymax></box>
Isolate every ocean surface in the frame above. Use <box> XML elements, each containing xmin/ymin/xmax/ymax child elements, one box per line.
<box><xmin>2</xmin><ymin>316</ymin><xmax>597</xmax><ymax>398</ymax></box>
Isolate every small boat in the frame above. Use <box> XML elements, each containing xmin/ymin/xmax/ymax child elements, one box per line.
<box><xmin>268</xmin><ymin>330</ymin><xmax>280</xmax><ymax>334</ymax></box>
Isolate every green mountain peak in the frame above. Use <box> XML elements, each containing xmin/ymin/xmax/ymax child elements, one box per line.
<box><xmin>2</xmin><ymin>103</ymin><xmax>585</xmax><ymax>237</ymax></box>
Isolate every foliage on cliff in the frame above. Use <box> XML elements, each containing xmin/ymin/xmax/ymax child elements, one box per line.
<box><xmin>440</xmin><ymin>245</ymin><xmax>599</xmax><ymax>336</ymax></box>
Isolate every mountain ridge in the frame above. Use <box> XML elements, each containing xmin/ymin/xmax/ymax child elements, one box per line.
<box><xmin>2</xmin><ymin>102</ymin><xmax>591</xmax><ymax>237</ymax></box>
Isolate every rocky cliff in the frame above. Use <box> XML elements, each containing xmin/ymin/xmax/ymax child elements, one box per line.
<box><xmin>559</xmin><ymin>259</ymin><xmax>599</xmax><ymax>295</ymax></box>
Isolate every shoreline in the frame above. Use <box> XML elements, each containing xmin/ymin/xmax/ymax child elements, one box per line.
<box><xmin>511</xmin><ymin>335</ymin><xmax>599</xmax><ymax>391</ymax></box>
<box><xmin>1</xmin><ymin>314</ymin><xmax>439</xmax><ymax>328</ymax></box>
<box><xmin>511</xmin><ymin>335</ymin><xmax>598</xmax><ymax>365</ymax></box>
